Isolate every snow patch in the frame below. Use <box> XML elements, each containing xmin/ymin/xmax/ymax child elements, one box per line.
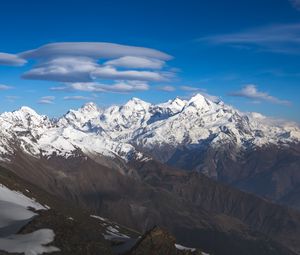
<box><xmin>0</xmin><ymin>184</ymin><xmax>59</xmax><ymax>255</ymax></box>
<box><xmin>175</xmin><ymin>243</ymin><xmax>196</xmax><ymax>252</ymax></box>
<box><xmin>0</xmin><ymin>184</ymin><xmax>46</xmax><ymax>210</ymax></box>
<box><xmin>0</xmin><ymin>229</ymin><xmax>60</xmax><ymax>255</ymax></box>
<box><xmin>90</xmin><ymin>215</ymin><xmax>107</xmax><ymax>222</ymax></box>
<box><xmin>90</xmin><ymin>215</ymin><xmax>130</xmax><ymax>240</ymax></box>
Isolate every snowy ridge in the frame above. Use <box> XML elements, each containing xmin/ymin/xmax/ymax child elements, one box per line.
<box><xmin>0</xmin><ymin>93</ymin><xmax>299</xmax><ymax>164</ymax></box>
<box><xmin>0</xmin><ymin>103</ymin><xmax>143</xmax><ymax>162</ymax></box>
<box><xmin>99</xmin><ymin>93</ymin><xmax>300</xmax><ymax>151</ymax></box>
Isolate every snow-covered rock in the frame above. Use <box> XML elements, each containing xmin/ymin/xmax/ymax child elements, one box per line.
<box><xmin>0</xmin><ymin>102</ymin><xmax>144</xmax><ymax>162</ymax></box>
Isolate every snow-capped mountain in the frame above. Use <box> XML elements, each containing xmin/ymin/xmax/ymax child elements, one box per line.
<box><xmin>1</xmin><ymin>95</ymin><xmax>300</xmax><ymax>255</ymax></box>
<box><xmin>0</xmin><ymin>104</ymin><xmax>143</xmax><ymax>163</ymax></box>
<box><xmin>0</xmin><ymin>93</ymin><xmax>299</xmax><ymax>165</ymax></box>
<box><xmin>106</xmin><ymin>94</ymin><xmax>299</xmax><ymax>150</ymax></box>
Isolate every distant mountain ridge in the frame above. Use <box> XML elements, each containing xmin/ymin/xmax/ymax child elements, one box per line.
<box><xmin>0</xmin><ymin>93</ymin><xmax>299</xmax><ymax>162</ymax></box>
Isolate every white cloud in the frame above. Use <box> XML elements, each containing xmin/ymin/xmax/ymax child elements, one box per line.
<box><xmin>229</xmin><ymin>84</ymin><xmax>291</xmax><ymax>106</ymax></box>
<box><xmin>0</xmin><ymin>53</ymin><xmax>27</xmax><ymax>66</ymax></box>
<box><xmin>156</xmin><ymin>85</ymin><xmax>176</xmax><ymax>92</ymax></box>
<box><xmin>23</xmin><ymin>57</ymin><xmax>169</xmax><ymax>83</ymax></box>
<box><xmin>17</xmin><ymin>42</ymin><xmax>174</xmax><ymax>88</ymax></box>
<box><xmin>50</xmin><ymin>86</ymin><xmax>72</xmax><ymax>91</ymax></box>
<box><xmin>0</xmin><ymin>84</ymin><xmax>13</xmax><ymax>90</ymax></box>
<box><xmin>104</xmin><ymin>56</ymin><xmax>164</xmax><ymax>69</ymax></box>
<box><xmin>0</xmin><ymin>42</ymin><xmax>175</xmax><ymax>93</ymax></box>
<box><xmin>198</xmin><ymin>23</ymin><xmax>300</xmax><ymax>54</ymax></box>
<box><xmin>92</xmin><ymin>66</ymin><xmax>168</xmax><ymax>82</ymax></box>
<box><xmin>71</xmin><ymin>81</ymin><xmax>149</xmax><ymax>93</ymax></box>
<box><xmin>38</xmin><ymin>96</ymin><xmax>55</xmax><ymax>104</ymax></box>
<box><xmin>20</xmin><ymin>42</ymin><xmax>172</xmax><ymax>60</ymax></box>
<box><xmin>63</xmin><ymin>96</ymin><xmax>93</xmax><ymax>101</ymax></box>
<box><xmin>54</xmin><ymin>81</ymin><xmax>149</xmax><ymax>93</ymax></box>
<box><xmin>22</xmin><ymin>57</ymin><xmax>97</xmax><ymax>82</ymax></box>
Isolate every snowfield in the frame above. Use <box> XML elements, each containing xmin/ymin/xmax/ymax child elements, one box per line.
<box><xmin>0</xmin><ymin>184</ymin><xmax>59</xmax><ymax>255</ymax></box>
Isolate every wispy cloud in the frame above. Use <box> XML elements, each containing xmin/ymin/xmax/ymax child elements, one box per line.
<box><xmin>5</xmin><ymin>95</ymin><xmax>20</xmax><ymax>102</ymax></box>
<box><xmin>0</xmin><ymin>42</ymin><xmax>176</xmax><ymax>95</ymax></box>
<box><xmin>22</xmin><ymin>57</ymin><xmax>97</xmax><ymax>82</ymax></box>
<box><xmin>198</xmin><ymin>23</ymin><xmax>300</xmax><ymax>54</ymax></box>
<box><xmin>0</xmin><ymin>53</ymin><xmax>26</xmax><ymax>66</ymax></box>
<box><xmin>0</xmin><ymin>84</ymin><xmax>13</xmax><ymax>90</ymax></box>
<box><xmin>290</xmin><ymin>0</ymin><xmax>300</xmax><ymax>10</ymax></box>
<box><xmin>63</xmin><ymin>95</ymin><xmax>93</xmax><ymax>101</ymax></box>
<box><xmin>104</xmin><ymin>56</ymin><xmax>164</xmax><ymax>69</ymax></box>
<box><xmin>256</xmin><ymin>69</ymin><xmax>300</xmax><ymax>78</ymax></box>
<box><xmin>38</xmin><ymin>96</ymin><xmax>55</xmax><ymax>104</ymax></box>
<box><xmin>53</xmin><ymin>81</ymin><xmax>149</xmax><ymax>93</ymax></box>
<box><xmin>16</xmin><ymin>42</ymin><xmax>175</xmax><ymax>90</ymax></box>
<box><xmin>155</xmin><ymin>85</ymin><xmax>176</xmax><ymax>92</ymax></box>
<box><xmin>19</xmin><ymin>42</ymin><xmax>171</xmax><ymax>60</ymax></box>
<box><xmin>92</xmin><ymin>66</ymin><xmax>170</xmax><ymax>82</ymax></box>
<box><xmin>229</xmin><ymin>84</ymin><xmax>291</xmax><ymax>106</ymax></box>
<box><xmin>180</xmin><ymin>86</ymin><xmax>202</xmax><ymax>91</ymax></box>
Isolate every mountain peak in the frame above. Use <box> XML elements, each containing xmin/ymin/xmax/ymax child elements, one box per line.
<box><xmin>156</xmin><ymin>97</ymin><xmax>187</xmax><ymax>114</ymax></box>
<box><xmin>124</xmin><ymin>97</ymin><xmax>151</xmax><ymax>109</ymax></box>
<box><xmin>171</xmin><ymin>97</ymin><xmax>186</xmax><ymax>105</ymax></box>
<box><xmin>81</xmin><ymin>102</ymin><xmax>99</xmax><ymax>111</ymax></box>
<box><xmin>131</xmin><ymin>97</ymin><xmax>142</xmax><ymax>101</ymax></box>
<box><xmin>128</xmin><ymin>97</ymin><xmax>149</xmax><ymax>104</ymax></box>
<box><xmin>189</xmin><ymin>93</ymin><xmax>208</xmax><ymax>102</ymax></box>
<box><xmin>186</xmin><ymin>93</ymin><xmax>212</xmax><ymax>110</ymax></box>
<box><xmin>16</xmin><ymin>106</ymin><xmax>40</xmax><ymax>117</ymax></box>
<box><xmin>0</xmin><ymin>106</ymin><xmax>48</xmax><ymax>130</ymax></box>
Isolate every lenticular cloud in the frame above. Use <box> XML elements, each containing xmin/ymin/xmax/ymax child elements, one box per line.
<box><xmin>0</xmin><ymin>53</ymin><xmax>27</xmax><ymax>66</ymax></box>
<box><xmin>19</xmin><ymin>42</ymin><xmax>172</xmax><ymax>60</ymax></box>
<box><xmin>18</xmin><ymin>42</ymin><xmax>174</xmax><ymax>90</ymax></box>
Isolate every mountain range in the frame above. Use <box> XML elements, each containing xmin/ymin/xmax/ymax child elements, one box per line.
<box><xmin>0</xmin><ymin>93</ymin><xmax>300</xmax><ymax>254</ymax></box>
<box><xmin>0</xmin><ymin>93</ymin><xmax>300</xmax><ymax>208</ymax></box>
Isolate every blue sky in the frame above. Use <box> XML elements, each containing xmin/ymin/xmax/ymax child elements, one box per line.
<box><xmin>0</xmin><ymin>0</ymin><xmax>300</xmax><ymax>121</ymax></box>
